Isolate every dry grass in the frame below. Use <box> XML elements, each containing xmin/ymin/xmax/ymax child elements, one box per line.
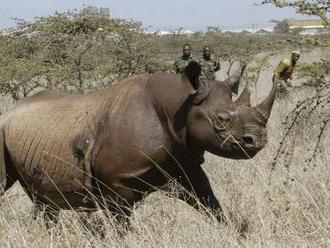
<box><xmin>0</xmin><ymin>49</ymin><xmax>329</xmax><ymax>247</ymax></box>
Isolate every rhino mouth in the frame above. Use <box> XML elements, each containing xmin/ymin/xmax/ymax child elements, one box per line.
<box><xmin>209</xmin><ymin>115</ymin><xmax>260</xmax><ymax>158</ymax></box>
<box><xmin>211</xmin><ymin>117</ymin><xmax>241</xmax><ymax>149</ymax></box>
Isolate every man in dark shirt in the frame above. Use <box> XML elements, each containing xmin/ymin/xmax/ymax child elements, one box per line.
<box><xmin>173</xmin><ymin>43</ymin><xmax>195</xmax><ymax>74</ymax></box>
<box><xmin>199</xmin><ymin>46</ymin><xmax>220</xmax><ymax>80</ymax></box>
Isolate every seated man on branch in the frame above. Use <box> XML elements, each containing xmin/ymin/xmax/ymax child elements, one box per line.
<box><xmin>273</xmin><ymin>51</ymin><xmax>301</xmax><ymax>93</ymax></box>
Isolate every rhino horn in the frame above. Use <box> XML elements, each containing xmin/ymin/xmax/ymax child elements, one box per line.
<box><xmin>254</xmin><ymin>76</ymin><xmax>277</xmax><ymax>124</ymax></box>
<box><xmin>235</xmin><ymin>82</ymin><xmax>251</xmax><ymax>106</ymax></box>
<box><xmin>225</xmin><ymin>61</ymin><xmax>246</xmax><ymax>95</ymax></box>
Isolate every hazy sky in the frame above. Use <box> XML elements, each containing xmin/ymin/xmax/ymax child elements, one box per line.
<box><xmin>0</xmin><ymin>0</ymin><xmax>315</xmax><ymax>31</ymax></box>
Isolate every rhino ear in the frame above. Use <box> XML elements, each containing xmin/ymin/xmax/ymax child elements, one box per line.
<box><xmin>183</xmin><ymin>61</ymin><xmax>209</xmax><ymax>105</ymax></box>
<box><xmin>183</xmin><ymin>61</ymin><xmax>201</xmax><ymax>90</ymax></box>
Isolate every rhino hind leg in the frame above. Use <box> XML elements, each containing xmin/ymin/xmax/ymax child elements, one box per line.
<box><xmin>92</xmin><ymin>180</ymin><xmax>137</xmax><ymax>233</ymax></box>
<box><xmin>0</xmin><ymin>129</ymin><xmax>7</xmax><ymax>192</ymax></box>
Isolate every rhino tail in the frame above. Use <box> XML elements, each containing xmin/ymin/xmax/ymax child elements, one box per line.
<box><xmin>0</xmin><ymin>128</ymin><xmax>7</xmax><ymax>192</ymax></box>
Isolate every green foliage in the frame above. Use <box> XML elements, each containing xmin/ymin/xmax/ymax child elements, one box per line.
<box><xmin>271</xmin><ymin>19</ymin><xmax>291</xmax><ymax>33</ymax></box>
<box><xmin>246</xmin><ymin>56</ymin><xmax>270</xmax><ymax>83</ymax></box>
<box><xmin>261</xmin><ymin>0</ymin><xmax>330</xmax><ymax>25</ymax></box>
<box><xmin>244</xmin><ymin>56</ymin><xmax>270</xmax><ymax>100</ymax></box>
<box><xmin>0</xmin><ymin>11</ymin><xmax>160</xmax><ymax>98</ymax></box>
<box><xmin>0</xmin><ymin>32</ymin><xmax>42</xmax><ymax>99</ymax></box>
<box><xmin>271</xmin><ymin>19</ymin><xmax>303</xmax><ymax>34</ymax></box>
<box><xmin>206</xmin><ymin>26</ymin><xmax>222</xmax><ymax>33</ymax></box>
<box><xmin>296</xmin><ymin>58</ymin><xmax>330</xmax><ymax>86</ymax></box>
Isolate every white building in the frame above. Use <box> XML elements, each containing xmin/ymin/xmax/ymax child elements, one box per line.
<box><xmin>288</xmin><ymin>19</ymin><xmax>328</xmax><ymax>35</ymax></box>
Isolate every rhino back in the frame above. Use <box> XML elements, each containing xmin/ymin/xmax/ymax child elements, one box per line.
<box><xmin>91</xmin><ymin>74</ymin><xmax>172</xmax><ymax>184</ymax></box>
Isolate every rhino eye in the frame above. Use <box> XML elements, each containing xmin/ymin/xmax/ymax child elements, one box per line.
<box><xmin>197</xmin><ymin>111</ymin><xmax>204</xmax><ymax>119</ymax></box>
<box><xmin>217</xmin><ymin>111</ymin><xmax>233</xmax><ymax>121</ymax></box>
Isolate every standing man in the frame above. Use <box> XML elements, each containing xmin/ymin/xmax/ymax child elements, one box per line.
<box><xmin>173</xmin><ymin>43</ymin><xmax>195</xmax><ymax>74</ymax></box>
<box><xmin>273</xmin><ymin>51</ymin><xmax>301</xmax><ymax>92</ymax></box>
<box><xmin>199</xmin><ymin>46</ymin><xmax>220</xmax><ymax>80</ymax></box>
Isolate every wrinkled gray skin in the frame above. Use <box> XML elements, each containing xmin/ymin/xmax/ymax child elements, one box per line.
<box><xmin>0</xmin><ymin>61</ymin><xmax>276</xmax><ymax>224</ymax></box>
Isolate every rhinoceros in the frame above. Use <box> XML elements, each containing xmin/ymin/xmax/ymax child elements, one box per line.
<box><xmin>0</xmin><ymin>61</ymin><xmax>275</xmax><ymax>223</ymax></box>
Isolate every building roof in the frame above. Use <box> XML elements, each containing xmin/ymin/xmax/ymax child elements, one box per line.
<box><xmin>223</xmin><ymin>31</ymin><xmax>236</xmax><ymax>35</ymax></box>
<box><xmin>239</xmin><ymin>30</ymin><xmax>253</xmax><ymax>35</ymax></box>
<box><xmin>255</xmin><ymin>29</ymin><xmax>271</xmax><ymax>34</ymax></box>
<box><xmin>288</xmin><ymin>19</ymin><xmax>324</xmax><ymax>28</ymax></box>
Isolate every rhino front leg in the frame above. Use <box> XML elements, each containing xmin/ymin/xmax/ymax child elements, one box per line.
<box><xmin>178</xmin><ymin>165</ymin><xmax>226</xmax><ymax>223</ymax></box>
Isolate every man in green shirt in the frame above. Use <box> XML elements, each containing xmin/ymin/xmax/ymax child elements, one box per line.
<box><xmin>274</xmin><ymin>51</ymin><xmax>301</xmax><ymax>92</ymax></box>
<box><xmin>173</xmin><ymin>43</ymin><xmax>195</xmax><ymax>74</ymax></box>
<box><xmin>199</xmin><ymin>46</ymin><xmax>220</xmax><ymax>80</ymax></box>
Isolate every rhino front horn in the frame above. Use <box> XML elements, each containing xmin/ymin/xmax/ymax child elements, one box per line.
<box><xmin>254</xmin><ymin>77</ymin><xmax>277</xmax><ymax>124</ymax></box>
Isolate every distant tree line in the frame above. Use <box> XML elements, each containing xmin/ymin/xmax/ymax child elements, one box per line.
<box><xmin>0</xmin><ymin>11</ymin><xmax>161</xmax><ymax>99</ymax></box>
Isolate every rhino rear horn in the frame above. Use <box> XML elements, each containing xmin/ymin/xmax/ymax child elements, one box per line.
<box><xmin>254</xmin><ymin>77</ymin><xmax>277</xmax><ymax>124</ymax></box>
<box><xmin>235</xmin><ymin>82</ymin><xmax>251</xmax><ymax>106</ymax></box>
<box><xmin>225</xmin><ymin>61</ymin><xmax>246</xmax><ymax>95</ymax></box>
<box><xmin>183</xmin><ymin>61</ymin><xmax>201</xmax><ymax>90</ymax></box>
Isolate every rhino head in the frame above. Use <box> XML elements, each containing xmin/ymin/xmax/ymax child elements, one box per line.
<box><xmin>184</xmin><ymin>61</ymin><xmax>276</xmax><ymax>159</ymax></box>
